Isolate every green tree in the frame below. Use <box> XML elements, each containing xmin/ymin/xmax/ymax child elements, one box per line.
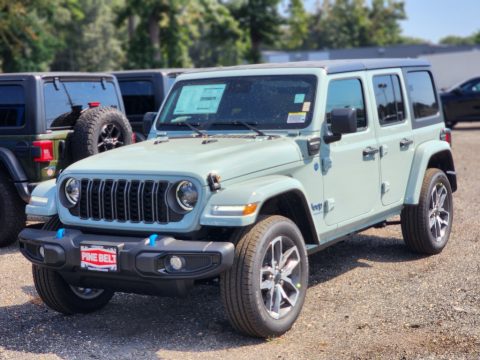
<box><xmin>117</xmin><ymin>0</ymin><xmax>192</xmax><ymax>69</ymax></box>
<box><xmin>228</xmin><ymin>0</ymin><xmax>284</xmax><ymax>63</ymax></box>
<box><xmin>51</xmin><ymin>0</ymin><xmax>125</xmax><ymax>71</ymax></box>
<box><xmin>308</xmin><ymin>0</ymin><xmax>370</xmax><ymax>49</ymax></box>
<box><xmin>440</xmin><ymin>35</ymin><xmax>475</xmax><ymax>46</ymax></box>
<box><xmin>307</xmin><ymin>0</ymin><xmax>406</xmax><ymax>50</ymax></box>
<box><xmin>0</xmin><ymin>0</ymin><xmax>60</xmax><ymax>72</ymax></box>
<box><xmin>188</xmin><ymin>0</ymin><xmax>246</xmax><ymax>67</ymax></box>
<box><xmin>368</xmin><ymin>0</ymin><xmax>406</xmax><ymax>46</ymax></box>
<box><xmin>283</xmin><ymin>0</ymin><xmax>309</xmax><ymax>50</ymax></box>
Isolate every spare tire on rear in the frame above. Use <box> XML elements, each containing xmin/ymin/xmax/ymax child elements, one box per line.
<box><xmin>71</xmin><ymin>107</ymin><xmax>133</xmax><ymax>162</ymax></box>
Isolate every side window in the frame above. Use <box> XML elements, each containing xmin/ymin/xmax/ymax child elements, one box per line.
<box><xmin>118</xmin><ymin>80</ymin><xmax>155</xmax><ymax>117</ymax></box>
<box><xmin>460</xmin><ymin>78</ymin><xmax>480</xmax><ymax>93</ymax></box>
<box><xmin>326</xmin><ymin>78</ymin><xmax>367</xmax><ymax>130</ymax></box>
<box><xmin>407</xmin><ymin>71</ymin><xmax>439</xmax><ymax>119</ymax></box>
<box><xmin>373</xmin><ymin>74</ymin><xmax>405</xmax><ymax>126</ymax></box>
<box><xmin>0</xmin><ymin>85</ymin><xmax>25</xmax><ymax>127</ymax></box>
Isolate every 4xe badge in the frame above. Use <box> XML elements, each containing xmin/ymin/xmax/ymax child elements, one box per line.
<box><xmin>80</xmin><ymin>245</ymin><xmax>118</xmax><ymax>272</ymax></box>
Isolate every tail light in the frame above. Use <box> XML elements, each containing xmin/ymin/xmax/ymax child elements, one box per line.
<box><xmin>440</xmin><ymin>128</ymin><xmax>452</xmax><ymax>146</ymax></box>
<box><xmin>32</xmin><ymin>140</ymin><xmax>54</xmax><ymax>162</ymax></box>
<box><xmin>88</xmin><ymin>101</ymin><xmax>100</xmax><ymax>108</ymax></box>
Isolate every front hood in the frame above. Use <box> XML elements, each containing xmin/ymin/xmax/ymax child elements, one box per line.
<box><xmin>65</xmin><ymin>136</ymin><xmax>303</xmax><ymax>184</ymax></box>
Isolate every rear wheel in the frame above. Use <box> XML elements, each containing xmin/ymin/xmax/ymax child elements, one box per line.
<box><xmin>401</xmin><ymin>168</ymin><xmax>453</xmax><ymax>254</ymax></box>
<box><xmin>0</xmin><ymin>170</ymin><xmax>25</xmax><ymax>247</ymax></box>
<box><xmin>32</xmin><ymin>215</ymin><xmax>114</xmax><ymax>314</ymax></box>
<box><xmin>220</xmin><ymin>216</ymin><xmax>309</xmax><ymax>338</ymax></box>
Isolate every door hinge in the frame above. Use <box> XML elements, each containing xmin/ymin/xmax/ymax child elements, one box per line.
<box><xmin>321</xmin><ymin>158</ymin><xmax>332</xmax><ymax>173</ymax></box>
<box><xmin>381</xmin><ymin>181</ymin><xmax>390</xmax><ymax>194</ymax></box>
<box><xmin>324</xmin><ymin>198</ymin><xmax>335</xmax><ymax>213</ymax></box>
<box><xmin>380</xmin><ymin>144</ymin><xmax>388</xmax><ymax>157</ymax></box>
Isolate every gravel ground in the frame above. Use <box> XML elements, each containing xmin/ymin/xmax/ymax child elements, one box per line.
<box><xmin>1</xmin><ymin>124</ymin><xmax>479</xmax><ymax>360</ymax></box>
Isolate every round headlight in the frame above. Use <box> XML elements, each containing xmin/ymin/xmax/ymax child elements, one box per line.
<box><xmin>175</xmin><ymin>181</ymin><xmax>198</xmax><ymax>211</ymax></box>
<box><xmin>64</xmin><ymin>178</ymin><xmax>80</xmax><ymax>206</ymax></box>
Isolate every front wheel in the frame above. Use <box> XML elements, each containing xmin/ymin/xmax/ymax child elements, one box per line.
<box><xmin>401</xmin><ymin>168</ymin><xmax>453</xmax><ymax>254</ymax></box>
<box><xmin>220</xmin><ymin>215</ymin><xmax>309</xmax><ymax>338</ymax></box>
<box><xmin>32</xmin><ymin>265</ymin><xmax>114</xmax><ymax>314</ymax></box>
<box><xmin>32</xmin><ymin>215</ymin><xmax>114</xmax><ymax>314</ymax></box>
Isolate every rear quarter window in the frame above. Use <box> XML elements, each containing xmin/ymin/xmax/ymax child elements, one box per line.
<box><xmin>118</xmin><ymin>80</ymin><xmax>155</xmax><ymax>117</ymax></box>
<box><xmin>0</xmin><ymin>85</ymin><xmax>25</xmax><ymax>127</ymax></box>
<box><xmin>406</xmin><ymin>71</ymin><xmax>439</xmax><ymax>119</ymax></box>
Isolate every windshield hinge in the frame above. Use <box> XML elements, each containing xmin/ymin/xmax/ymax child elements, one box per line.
<box><xmin>53</xmin><ymin>77</ymin><xmax>61</xmax><ymax>91</ymax></box>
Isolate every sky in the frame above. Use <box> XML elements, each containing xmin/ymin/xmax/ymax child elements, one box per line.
<box><xmin>303</xmin><ymin>0</ymin><xmax>480</xmax><ymax>44</ymax></box>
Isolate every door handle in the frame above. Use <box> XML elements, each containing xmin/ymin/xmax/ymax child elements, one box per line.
<box><xmin>363</xmin><ymin>146</ymin><xmax>379</xmax><ymax>157</ymax></box>
<box><xmin>400</xmin><ymin>138</ymin><xmax>414</xmax><ymax>148</ymax></box>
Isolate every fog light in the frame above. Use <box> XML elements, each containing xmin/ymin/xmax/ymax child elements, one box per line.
<box><xmin>169</xmin><ymin>255</ymin><xmax>184</xmax><ymax>271</ymax></box>
<box><xmin>39</xmin><ymin>246</ymin><xmax>45</xmax><ymax>259</ymax></box>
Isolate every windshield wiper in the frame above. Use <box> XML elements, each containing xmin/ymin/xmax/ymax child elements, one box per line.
<box><xmin>208</xmin><ymin>121</ymin><xmax>267</xmax><ymax>137</ymax></box>
<box><xmin>167</xmin><ymin>122</ymin><xmax>207</xmax><ymax>137</ymax></box>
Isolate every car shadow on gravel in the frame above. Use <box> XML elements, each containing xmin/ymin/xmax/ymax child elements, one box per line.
<box><xmin>308</xmin><ymin>233</ymin><xmax>425</xmax><ymax>285</ymax></box>
<box><xmin>0</xmin><ymin>242</ymin><xmax>20</xmax><ymax>256</ymax></box>
<box><xmin>0</xmin><ymin>233</ymin><xmax>426</xmax><ymax>359</ymax></box>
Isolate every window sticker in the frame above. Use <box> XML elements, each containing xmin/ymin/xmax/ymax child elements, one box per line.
<box><xmin>302</xmin><ymin>102</ymin><xmax>311</xmax><ymax>112</ymax></box>
<box><xmin>287</xmin><ymin>112</ymin><xmax>307</xmax><ymax>124</ymax></box>
<box><xmin>174</xmin><ymin>84</ymin><xmax>226</xmax><ymax>115</ymax></box>
<box><xmin>294</xmin><ymin>93</ymin><xmax>306</xmax><ymax>104</ymax></box>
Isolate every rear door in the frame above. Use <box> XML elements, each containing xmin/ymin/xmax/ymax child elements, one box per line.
<box><xmin>367</xmin><ymin>69</ymin><xmax>414</xmax><ymax>206</ymax></box>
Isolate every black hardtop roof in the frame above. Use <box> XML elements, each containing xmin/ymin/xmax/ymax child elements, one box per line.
<box><xmin>188</xmin><ymin>58</ymin><xmax>430</xmax><ymax>75</ymax></box>
<box><xmin>0</xmin><ymin>72</ymin><xmax>115</xmax><ymax>81</ymax></box>
<box><xmin>111</xmin><ymin>68</ymin><xmax>191</xmax><ymax>78</ymax></box>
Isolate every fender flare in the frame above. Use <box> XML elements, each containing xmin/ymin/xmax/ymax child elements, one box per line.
<box><xmin>404</xmin><ymin>140</ymin><xmax>454</xmax><ymax>205</ymax></box>
<box><xmin>25</xmin><ymin>179</ymin><xmax>58</xmax><ymax>217</ymax></box>
<box><xmin>0</xmin><ymin>147</ymin><xmax>30</xmax><ymax>202</ymax></box>
<box><xmin>200</xmin><ymin>175</ymin><xmax>313</xmax><ymax>227</ymax></box>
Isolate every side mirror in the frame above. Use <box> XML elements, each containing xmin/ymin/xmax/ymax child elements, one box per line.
<box><xmin>324</xmin><ymin>108</ymin><xmax>357</xmax><ymax>144</ymax></box>
<box><xmin>143</xmin><ymin>112</ymin><xmax>157</xmax><ymax>135</ymax></box>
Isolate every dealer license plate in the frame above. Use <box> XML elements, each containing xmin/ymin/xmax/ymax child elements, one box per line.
<box><xmin>80</xmin><ymin>244</ymin><xmax>118</xmax><ymax>272</ymax></box>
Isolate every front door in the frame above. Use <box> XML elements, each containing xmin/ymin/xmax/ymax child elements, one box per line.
<box><xmin>368</xmin><ymin>70</ymin><xmax>415</xmax><ymax>206</ymax></box>
<box><xmin>321</xmin><ymin>75</ymin><xmax>381</xmax><ymax>226</ymax></box>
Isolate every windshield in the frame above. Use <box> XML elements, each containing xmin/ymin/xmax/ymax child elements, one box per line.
<box><xmin>156</xmin><ymin>75</ymin><xmax>317</xmax><ymax>130</ymax></box>
<box><xmin>44</xmin><ymin>81</ymin><xmax>120</xmax><ymax>129</ymax></box>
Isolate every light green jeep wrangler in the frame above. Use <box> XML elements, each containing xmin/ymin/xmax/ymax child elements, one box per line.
<box><xmin>19</xmin><ymin>59</ymin><xmax>456</xmax><ymax>338</ymax></box>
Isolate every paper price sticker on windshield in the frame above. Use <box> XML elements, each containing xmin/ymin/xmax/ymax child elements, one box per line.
<box><xmin>80</xmin><ymin>245</ymin><xmax>118</xmax><ymax>272</ymax></box>
<box><xmin>174</xmin><ymin>84</ymin><xmax>226</xmax><ymax>115</ymax></box>
<box><xmin>287</xmin><ymin>112</ymin><xmax>307</xmax><ymax>124</ymax></box>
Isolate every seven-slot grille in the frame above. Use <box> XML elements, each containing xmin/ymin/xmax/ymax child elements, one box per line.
<box><xmin>76</xmin><ymin>179</ymin><xmax>183</xmax><ymax>223</ymax></box>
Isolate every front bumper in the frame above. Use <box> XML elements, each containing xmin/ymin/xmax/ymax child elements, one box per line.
<box><xmin>18</xmin><ymin>228</ymin><xmax>235</xmax><ymax>296</ymax></box>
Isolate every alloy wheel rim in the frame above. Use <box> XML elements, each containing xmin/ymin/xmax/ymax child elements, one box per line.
<box><xmin>98</xmin><ymin>123</ymin><xmax>124</xmax><ymax>152</ymax></box>
<box><xmin>260</xmin><ymin>236</ymin><xmax>302</xmax><ymax>320</ymax></box>
<box><xmin>428</xmin><ymin>183</ymin><xmax>450</xmax><ymax>242</ymax></box>
<box><xmin>69</xmin><ymin>286</ymin><xmax>104</xmax><ymax>300</ymax></box>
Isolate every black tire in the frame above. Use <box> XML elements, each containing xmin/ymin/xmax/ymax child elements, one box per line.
<box><xmin>71</xmin><ymin>107</ymin><xmax>132</xmax><ymax>162</ymax></box>
<box><xmin>220</xmin><ymin>215</ymin><xmax>309</xmax><ymax>338</ymax></box>
<box><xmin>0</xmin><ymin>170</ymin><xmax>25</xmax><ymax>247</ymax></box>
<box><xmin>401</xmin><ymin>168</ymin><xmax>453</xmax><ymax>255</ymax></box>
<box><xmin>32</xmin><ymin>215</ymin><xmax>114</xmax><ymax>314</ymax></box>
